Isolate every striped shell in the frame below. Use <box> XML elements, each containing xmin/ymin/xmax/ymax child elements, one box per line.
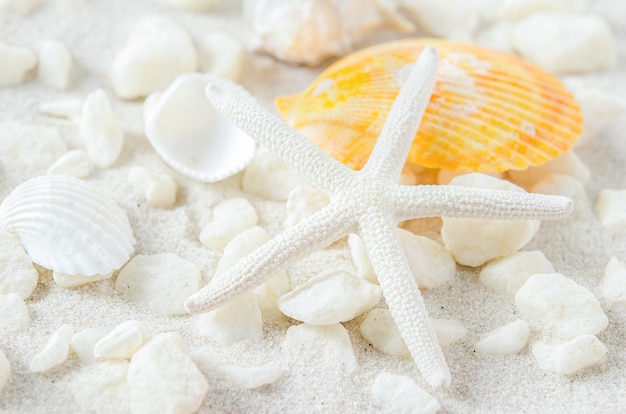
<box><xmin>0</xmin><ymin>175</ymin><xmax>136</xmax><ymax>276</ymax></box>
<box><xmin>275</xmin><ymin>38</ymin><xmax>583</xmax><ymax>172</ymax></box>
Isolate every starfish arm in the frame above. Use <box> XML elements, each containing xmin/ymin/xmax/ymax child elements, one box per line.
<box><xmin>361</xmin><ymin>45</ymin><xmax>439</xmax><ymax>182</ymax></box>
<box><xmin>359</xmin><ymin>212</ymin><xmax>451</xmax><ymax>389</ymax></box>
<box><xmin>393</xmin><ymin>184</ymin><xmax>573</xmax><ymax>222</ymax></box>
<box><xmin>204</xmin><ymin>78</ymin><xmax>353</xmax><ymax>192</ymax></box>
<box><xmin>185</xmin><ymin>201</ymin><xmax>358</xmax><ymax>314</ymax></box>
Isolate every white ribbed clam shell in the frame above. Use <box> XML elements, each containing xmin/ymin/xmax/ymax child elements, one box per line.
<box><xmin>0</xmin><ymin>175</ymin><xmax>136</xmax><ymax>276</ymax></box>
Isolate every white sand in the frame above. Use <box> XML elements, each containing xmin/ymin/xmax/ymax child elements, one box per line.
<box><xmin>1</xmin><ymin>0</ymin><xmax>625</xmax><ymax>412</ymax></box>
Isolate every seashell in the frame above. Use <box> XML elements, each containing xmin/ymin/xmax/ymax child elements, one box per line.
<box><xmin>275</xmin><ymin>38</ymin><xmax>583</xmax><ymax>172</ymax></box>
<box><xmin>144</xmin><ymin>73</ymin><xmax>256</xmax><ymax>182</ymax></box>
<box><xmin>0</xmin><ymin>175</ymin><xmax>136</xmax><ymax>276</ymax></box>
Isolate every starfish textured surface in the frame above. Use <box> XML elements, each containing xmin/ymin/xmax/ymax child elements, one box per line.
<box><xmin>185</xmin><ymin>46</ymin><xmax>573</xmax><ymax>389</ymax></box>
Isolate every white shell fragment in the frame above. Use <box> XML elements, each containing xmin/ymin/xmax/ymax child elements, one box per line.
<box><xmin>532</xmin><ymin>335</ymin><xmax>607</xmax><ymax>375</ymax></box>
<box><xmin>431</xmin><ymin>318</ymin><xmax>467</xmax><ymax>347</ymax></box>
<box><xmin>441</xmin><ymin>174</ymin><xmax>540</xmax><ymax>267</ymax></box>
<box><xmin>398</xmin><ymin>228</ymin><xmax>456</xmax><ymax>290</ymax></box>
<box><xmin>0</xmin><ymin>293</ymin><xmax>30</xmax><ymax>331</ymax></box>
<box><xmin>115</xmin><ymin>254</ymin><xmax>202</xmax><ymax>316</ymax></box>
<box><xmin>145</xmin><ymin>73</ymin><xmax>256</xmax><ymax>183</ymax></box>
<box><xmin>0</xmin><ymin>230</ymin><xmax>38</xmax><ymax>299</ymax></box>
<box><xmin>128</xmin><ymin>166</ymin><xmax>178</xmax><ymax>209</ymax></box>
<box><xmin>94</xmin><ymin>320</ymin><xmax>152</xmax><ymax>360</ymax></box>
<box><xmin>47</xmin><ymin>149</ymin><xmax>92</xmax><ymax>178</ymax></box>
<box><xmin>513</xmin><ymin>13</ymin><xmax>615</xmax><ymax>74</ymax></box>
<box><xmin>278</xmin><ymin>270</ymin><xmax>381</xmax><ymax>325</ymax></box>
<box><xmin>601</xmin><ymin>256</ymin><xmax>626</xmax><ymax>303</ymax></box>
<box><xmin>218</xmin><ymin>364</ymin><xmax>285</xmax><ymax>389</ymax></box>
<box><xmin>479</xmin><ymin>251</ymin><xmax>555</xmax><ymax>296</ymax></box>
<box><xmin>53</xmin><ymin>271</ymin><xmax>111</xmax><ymax>288</ymax></box>
<box><xmin>507</xmin><ymin>151</ymin><xmax>590</xmax><ymax>190</ymax></box>
<box><xmin>475</xmin><ymin>320</ymin><xmax>530</xmax><ymax>355</ymax></box>
<box><xmin>372</xmin><ymin>372</ymin><xmax>441</xmax><ymax>414</ymax></box>
<box><xmin>242</xmin><ymin>147</ymin><xmax>306</xmax><ymax>201</ymax></box>
<box><xmin>110</xmin><ymin>16</ymin><xmax>198</xmax><ymax>100</ymax></box>
<box><xmin>29</xmin><ymin>324</ymin><xmax>74</xmax><ymax>373</ymax></box>
<box><xmin>0</xmin><ymin>350</ymin><xmax>9</xmax><ymax>392</ymax></box>
<box><xmin>37</xmin><ymin>39</ymin><xmax>73</xmax><ymax>90</ymax></box>
<box><xmin>360</xmin><ymin>308</ymin><xmax>409</xmax><ymax>357</ymax></box>
<box><xmin>127</xmin><ymin>333</ymin><xmax>209</xmax><ymax>414</ymax></box>
<box><xmin>70</xmin><ymin>328</ymin><xmax>106</xmax><ymax>364</ymax></box>
<box><xmin>0</xmin><ymin>122</ymin><xmax>68</xmax><ymax>171</ymax></box>
<box><xmin>199</xmin><ymin>197</ymin><xmax>258</xmax><ymax>251</ymax></box>
<box><xmin>348</xmin><ymin>233</ymin><xmax>377</xmax><ymax>284</ymax></box>
<box><xmin>595</xmin><ymin>189</ymin><xmax>626</xmax><ymax>229</ymax></box>
<box><xmin>0</xmin><ymin>41</ymin><xmax>37</xmax><ymax>86</ymax></box>
<box><xmin>0</xmin><ymin>176</ymin><xmax>136</xmax><ymax>276</ymax></box>
<box><xmin>515</xmin><ymin>273</ymin><xmax>608</xmax><ymax>338</ymax></box>
<box><xmin>197</xmin><ymin>31</ymin><xmax>245</xmax><ymax>81</ymax></box>
<box><xmin>284</xmin><ymin>186</ymin><xmax>330</xmax><ymax>228</ymax></box>
<box><xmin>80</xmin><ymin>89</ymin><xmax>124</xmax><ymax>168</ymax></box>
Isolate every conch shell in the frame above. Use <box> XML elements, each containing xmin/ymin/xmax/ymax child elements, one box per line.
<box><xmin>276</xmin><ymin>38</ymin><xmax>583</xmax><ymax>172</ymax></box>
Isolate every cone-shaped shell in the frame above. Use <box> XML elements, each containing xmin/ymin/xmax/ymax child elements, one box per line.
<box><xmin>276</xmin><ymin>38</ymin><xmax>583</xmax><ymax>172</ymax></box>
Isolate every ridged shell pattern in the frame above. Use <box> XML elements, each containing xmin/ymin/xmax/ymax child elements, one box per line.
<box><xmin>276</xmin><ymin>38</ymin><xmax>583</xmax><ymax>172</ymax></box>
<box><xmin>0</xmin><ymin>175</ymin><xmax>136</xmax><ymax>276</ymax></box>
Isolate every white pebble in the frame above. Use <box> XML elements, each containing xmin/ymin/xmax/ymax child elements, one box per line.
<box><xmin>0</xmin><ymin>122</ymin><xmax>67</xmax><ymax>170</ymax></box>
<box><xmin>475</xmin><ymin>22</ymin><xmax>515</xmax><ymax>53</ymax></box>
<box><xmin>218</xmin><ymin>364</ymin><xmax>284</xmax><ymax>389</ymax></box>
<box><xmin>479</xmin><ymin>250</ymin><xmax>555</xmax><ymax>296</ymax></box>
<box><xmin>431</xmin><ymin>318</ymin><xmax>467</xmax><ymax>347</ymax></box>
<box><xmin>441</xmin><ymin>173</ymin><xmax>540</xmax><ymax>267</ymax></box>
<box><xmin>372</xmin><ymin>372</ymin><xmax>441</xmax><ymax>414</ymax></box>
<box><xmin>284</xmin><ymin>186</ymin><xmax>330</xmax><ymax>228</ymax></box>
<box><xmin>399</xmin><ymin>0</ymin><xmax>481</xmax><ymax>37</ymax></box>
<box><xmin>596</xmin><ymin>189</ymin><xmax>626</xmax><ymax>229</ymax></box>
<box><xmin>242</xmin><ymin>147</ymin><xmax>305</xmax><ymax>201</ymax></box>
<box><xmin>532</xmin><ymin>335</ymin><xmax>607</xmax><ymax>375</ymax></box>
<box><xmin>282</xmin><ymin>323</ymin><xmax>359</xmax><ymax>372</ymax></box>
<box><xmin>53</xmin><ymin>271</ymin><xmax>111</xmax><ymax>288</ymax></box>
<box><xmin>47</xmin><ymin>149</ymin><xmax>92</xmax><ymax>178</ymax></box>
<box><xmin>0</xmin><ymin>230</ymin><xmax>38</xmax><ymax>299</ymax></box>
<box><xmin>80</xmin><ymin>89</ymin><xmax>124</xmax><ymax>168</ymax></box>
<box><xmin>127</xmin><ymin>333</ymin><xmax>209</xmax><ymax>414</ymax></box>
<box><xmin>194</xmin><ymin>293</ymin><xmax>263</xmax><ymax>345</ymax></box>
<box><xmin>601</xmin><ymin>256</ymin><xmax>626</xmax><ymax>303</ymax></box>
<box><xmin>360</xmin><ymin>308</ymin><xmax>409</xmax><ymax>357</ymax></box>
<box><xmin>29</xmin><ymin>324</ymin><xmax>74</xmax><ymax>372</ymax></box>
<box><xmin>499</xmin><ymin>0</ymin><xmax>588</xmax><ymax>21</ymax></box>
<box><xmin>110</xmin><ymin>16</ymin><xmax>198</xmax><ymax>100</ymax></box>
<box><xmin>115</xmin><ymin>254</ymin><xmax>202</xmax><ymax>316</ymax></box>
<box><xmin>0</xmin><ymin>293</ymin><xmax>30</xmax><ymax>331</ymax></box>
<box><xmin>507</xmin><ymin>151</ymin><xmax>590</xmax><ymax>190</ymax></box>
<box><xmin>515</xmin><ymin>273</ymin><xmax>608</xmax><ymax>338</ymax></box>
<box><xmin>37</xmin><ymin>39</ymin><xmax>73</xmax><ymax>90</ymax></box>
<box><xmin>199</xmin><ymin>198</ymin><xmax>258</xmax><ymax>251</ymax></box>
<box><xmin>94</xmin><ymin>320</ymin><xmax>152</xmax><ymax>360</ymax></box>
<box><xmin>513</xmin><ymin>13</ymin><xmax>615</xmax><ymax>74</ymax></box>
<box><xmin>0</xmin><ymin>350</ymin><xmax>9</xmax><ymax>392</ymax></box>
<box><xmin>348</xmin><ymin>233</ymin><xmax>377</xmax><ymax>284</ymax></box>
<box><xmin>128</xmin><ymin>166</ymin><xmax>178</xmax><ymax>208</ymax></box>
<box><xmin>398</xmin><ymin>228</ymin><xmax>456</xmax><ymax>290</ymax></box>
<box><xmin>0</xmin><ymin>41</ymin><xmax>36</xmax><ymax>86</ymax></box>
<box><xmin>39</xmin><ymin>97</ymin><xmax>83</xmax><ymax>123</ymax></box>
<box><xmin>530</xmin><ymin>174</ymin><xmax>588</xmax><ymax>201</ymax></box>
<box><xmin>475</xmin><ymin>320</ymin><xmax>530</xmax><ymax>354</ymax></box>
<box><xmin>162</xmin><ymin>0</ymin><xmax>219</xmax><ymax>11</ymax></box>
<box><xmin>197</xmin><ymin>30</ymin><xmax>244</xmax><ymax>81</ymax></box>
<box><xmin>575</xmin><ymin>88</ymin><xmax>624</xmax><ymax>145</ymax></box>
<box><xmin>278</xmin><ymin>270</ymin><xmax>381</xmax><ymax>325</ymax></box>
<box><xmin>70</xmin><ymin>328</ymin><xmax>106</xmax><ymax>364</ymax></box>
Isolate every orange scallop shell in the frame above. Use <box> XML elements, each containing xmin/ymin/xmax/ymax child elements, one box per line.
<box><xmin>275</xmin><ymin>38</ymin><xmax>583</xmax><ymax>172</ymax></box>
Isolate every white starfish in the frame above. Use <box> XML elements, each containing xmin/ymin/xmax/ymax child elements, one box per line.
<box><xmin>185</xmin><ymin>46</ymin><xmax>573</xmax><ymax>389</ymax></box>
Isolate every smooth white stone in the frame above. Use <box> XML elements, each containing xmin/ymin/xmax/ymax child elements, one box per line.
<box><xmin>199</xmin><ymin>198</ymin><xmax>258</xmax><ymax>251</ymax></box>
<box><xmin>0</xmin><ymin>41</ymin><xmax>36</xmax><ymax>86</ymax></box>
<box><xmin>194</xmin><ymin>293</ymin><xmax>263</xmax><ymax>345</ymax></box>
<box><xmin>278</xmin><ymin>270</ymin><xmax>381</xmax><ymax>325</ymax></box>
<box><xmin>284</xmin><ymin>186</ymin><xmax>330</xmax><ymax>228</ymax></box>
<box><xmin>128</xmin><ymin>166</ymin><xmax>178</xmax><ymax>208</ymax></box>
<box><xmin>476</xmin><ymin>320</ymin><xmax>530</xmax><ymax>354</ymax></box>
<box><xmin>94</xmin><ymin>320</ymin><xmax>152</xmax><ymax>360</ymax></box>
<box><xmin>218</xmin><ymin>364</ymin><xmax>285</xmax><ymax>389</ymax></box>
<box><xmin>360</xmin><ymin>308</ymin><xmax>409</xmax><ymax>357</ymax></box>
<box><xmin>29</xmin><ymin>324</ymin><xmax>74</xmax><ymax>372</ymax></box>
<box><xmin>0</xmin><ymin>350</ymin><xmax>9</xmax><ymax>392</ymax></box>
<box><xmin>242</xmin><ymin>147</ymin><xmax>306</xmax><ymax>201</ymax></box>
<box><xmin>532</xmin><ymin>335</ymin><xmax>607</xmax><ymax>375</ymax></box>
<box><xmin>398</xmin><ymin>228</ymin><xmax>456</xmax><ymax>290</ymax></box>
<box><xmin>437</xmin><ymin>170</ymin><xmax>503</xmax><ymax>185</ymax></box>
<box><xmin>372</xmin><ymin>372</ymin><xmax>441</xmax><ymax>414</ymax></box>
<box><xmin>531</xmin><ymin>174</ymin><xmax>588</xmax><ymax>201</ymax></box>
<box><xmin>53</xmin><ymin>271</ymin><xmax>111</xmax><ymax>288</ymax></box>
<box><xmin>431</xmin><ymin>318</ymin><xmax>467</xmax><ymax>347</ymax></box>
<box><xmin>282</xmin><ymin>323</ymin><xmax>359</xmax><ymax>372</ymax></box>
<box><xmin>80</xmin><ymin>89</ymin><xmax>124</xmax><ymax>168</ymax></box>
<box><xmin>37</xmin><ymin>39</ymin><xmax>73</xmax><ymax>90</ymax></box>
<box><xmin>515</xmin><ymin>273</ymin><xmax>608</xmax><ymax>338</ymax></box>
<box><xmin>162</xmin><ymin>0</ymin><xmax>219</xmax><ymax>11</ymax></box>
<box><xmin>508</xmin><ymin>151</ymin><xmax>590</xmax><ymax>190</ymax></box>
<box><xmin>348</xmin><ymin>233</ymin><xmax>377</xmax><ymax>284</ymax></box>
<box><xmin>398</xmin><ymin>168</ymin><xmax>418</xmax><ymax>186</ymax></box>
<box><xmin>513</xmin><ymin>13</ymin><xmax>615</xmax><ymax>74</ymax></box>
<box><xmin>576</xmin><ymin>88</ymin><xmax>624</xmax><ymax>145</ymax></box>
<box><xmin>0</xmin><ymin>122</ymin><xmax>67</xmax><ymax>170</ymax></box>
<box><xmin>70</xmin><ymin>328</ymin><xmax>107</xmax><ymax>363</ymax></box>
<box><xmin>115</xmin><ymin>254</ymin><xmax>202</xmax><ymax>316</ymax></box>
<box><xmin>47</xmin><ymin>149</ymin><xmax>92</xmax><ymax>178</ymax></box>
<box><xmin>499</xmin><ymin>0</ymin><xmax>588</xmax><ymax>21</ymax></box>
<box><xmin>476</xmin><ymin>22</ymin><xmax>514</xmax><ymax>53</ymax></box>
<box><xmin>399</xmin><ymin>0</ymin><xmax>481</xmax><ymax>37</ymax></box>
<box><xmin>0</xmin><ymin>230</ymin><xmax>38</xmax><ymax>299</ymax></box>
<box><xmin>596</xmin><ymin>189</ymin><xmax>626</xmax><ymax>229</ymax></box>
<box><xmin>110</xmin><ymin>16</ymin><xmax>198</xmax><ymax>100</ymax></box>
<box><xmin>197</xmin><ymin>31</ymin><xmax>244</xmax><ymax>81</ymax></box>
<box><xmin>479</xmin><ymin>251</ymin><xmax>555</xmax><ymax>296</ymax></box>
<box><xmin>39</xmin><ymin>97</ymin><xmax>83</xmax><ymax>123</ymax></box>
<box><xmin>0</xmin><ymin>293</ymin><xmax>30</xmax><ymax>331</ymax></box>
<box><xmin>601</xmin><ymin>256</ymin><xmax>626</xmax><ymax>303</ymax></box>
<box><xmin>441</xmin><ymin>173</ymin><xmax>540</xmax><ymax>267</ymax></box>
<box><xmin>127</xmin><ymin>333</ymin><xmax>209</xmax><ymax>414</ymax></box>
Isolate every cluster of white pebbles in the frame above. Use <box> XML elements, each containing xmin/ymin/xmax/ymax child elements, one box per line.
<box><xmin>0</xmin><ymin>0</ymin><xmax>625</xmax><ymax>412</ymax></box>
